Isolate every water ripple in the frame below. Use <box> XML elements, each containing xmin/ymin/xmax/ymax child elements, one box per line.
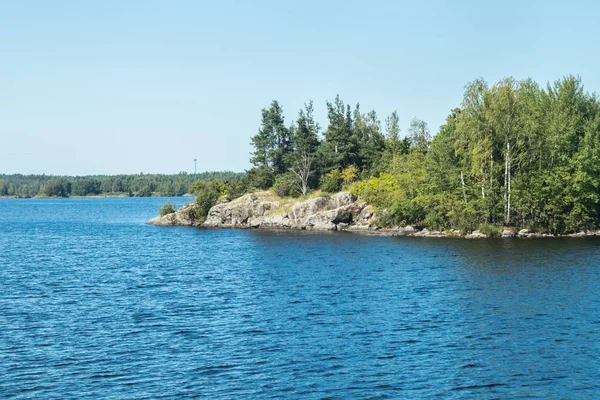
<box><xmin>1</xmin><ymin>198</ymin><xmax>600</xmax><ymax>398</ymax></box>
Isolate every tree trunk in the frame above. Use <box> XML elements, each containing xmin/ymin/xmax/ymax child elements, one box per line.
<box><xmin>507</xmin><ymin>142</ymin><xmax>511</xmax><ymax>225</ymax></box>
<box><xmin>460</xmin><ymin>171</ymin><xmax>467</xmax><ymax>205</ymax></box>
<box><xmin>504</xmin><ymin>139</ymin><xmax>511</xmax><ymax>225</ymax></box>
<box><xmin>291</xmin><ymin>149</ymin><xmax>313</xmax><ymax>196</ymax></box>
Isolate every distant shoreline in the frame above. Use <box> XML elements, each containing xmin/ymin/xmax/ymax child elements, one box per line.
<box><xmin>0</xmin><ymin>194</ymin><xmax>193</xmax><ymax>199</ymax></box>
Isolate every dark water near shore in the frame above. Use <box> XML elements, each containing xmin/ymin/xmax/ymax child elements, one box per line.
<box><xmin>1</xmin><ymin>197</ymin><xmax>600</xmax><ymax>399</ymax></box>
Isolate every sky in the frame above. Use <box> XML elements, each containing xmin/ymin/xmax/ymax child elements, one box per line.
<box><xmin>1</xmin><ymin>0</ymin><xmax>599</xmax><ymax>175</ymax></box>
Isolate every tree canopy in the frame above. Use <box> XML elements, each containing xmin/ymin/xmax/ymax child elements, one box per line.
<box><xmin>248</xmin><ymin>75</ymin><xmax>600</xmax><ymax>234</ymax></box>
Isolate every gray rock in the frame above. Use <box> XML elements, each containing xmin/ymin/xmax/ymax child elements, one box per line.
<box><xmin>337</xmin><ymin>223</ymin><xmax>350</xmax><ymax>231</ymax></box>
<box><xmin>356</xmin><ymin>204</ymin><xmax>374</xmax><ymax>224</ymax></box>
<box><xmin>146</xmin><ymin>203</ymin><xmax>200</xmax><ymax>226</ymax></box>
<box><xmin>288</xmin><ymin>197</ymin><xmax>328</xmax><ymax>221</ymax></box>
<box><xmin>412</xmin><ymin>229</ymin><xmax>446</xmax><ymax>238</ymax></box>
<box><xmin>518</xmin><ymin>229</ymin><xmax>529</xmax><ymax>237</ymax></box>
<box><xmin>347</xmin><ymin>224</ymin><xmax>371</xmax><ymax>231</ymax></box>
<box><xmin>425</xmin><ymin>230</ymin><xmax>446</xmax><ymax>237</ymax></box>
<box><xmin>466</xmin><ymin>230</ymin><xmax>487</xmax><ymax>239</ymax></box>
<box><xmin>329</xmin><ymin>192</ymin><xmax>356</xmax><ymax>208</ymax></box>
<box><xmin>569</xmin><ymin>231</ymin><xmax>587</xmax><ymax>237</ymax></box>
<box><xmin>150</xmin><ymin>191</ymin><xmax>372</xmax><ymax>232</ymax></box>
<box><xmin>393</xmin><ymin>225</ymin><xmax>419</xmax><ymax>236</ymax></box>
<box><xmin>501</xmin><ymin>230</ymin><xmax>515</xmax><ymax>238</ymax></box>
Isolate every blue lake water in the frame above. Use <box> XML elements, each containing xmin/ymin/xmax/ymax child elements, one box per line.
<box><xmin>1</xmin><ymin>197</ymin><xmax>600</xmax><ymax>399</ymax></box>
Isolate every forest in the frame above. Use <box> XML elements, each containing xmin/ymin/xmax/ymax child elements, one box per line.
<box><xmin>239</xmin><ymin>75</ymin><xmax>600</xmax><ymax>234</ymax></box>
<box><xmin>0</xmin><ymin>171</ymin><xmax>243</xmax><ymax>198</ymax></box>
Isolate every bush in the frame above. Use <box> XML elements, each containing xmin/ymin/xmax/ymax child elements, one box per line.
<box><xmin>477</xmin><ymin>223</ymin><xmax>501</xmax><ymax>237</ymax></box>
<box><xmin>273</xmin><ymin>173</ymin><xmax>300</xmax><ymax>198</ymax></box>
<box><xmin>320</xmin><ymin>169</ymin><xmax>343</xmax><ymax>193</ymax></box>
<box><xmin>383</xmin><ymin>198</ymin><xmax>426</xmax><ymax>227</ymax></box>
<box><xmin>341</xmin><ymin>165</ymin><xmax>360</xmax><ymax>186</ymax></box>
<box><xmin>423</xmin><ymin>211</ymin><xmax>447</xmax><ymax>231</ymax></box>
<box><xmin>224</xmin><ymin>178</ymin><xmax>248</xmax><ymax>201</ymax></box>
<box><xmin>191</xmin><ymin>180</ymin><xmax>226</xmax><ymax>220</ymax></box>
<box><xmin>159</xmin><ymin>202</ymin><xmax>176</xmax><ymax>216</ymax></box>
<box><xmin>350</xmin><ymin>173</ymin><xmax>399</xmax><ymax>208</ymax></box>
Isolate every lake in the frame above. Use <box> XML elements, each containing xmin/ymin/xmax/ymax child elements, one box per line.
<box><xmin>1</xmin><ymin>197</ymin><xmax>599</xmax><ymax>398</ymax></box>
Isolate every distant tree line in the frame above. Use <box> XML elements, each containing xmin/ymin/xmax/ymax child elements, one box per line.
<box><xmin>242</xmin><ymin>75</ymin><xmax>600</xmax><ymax>234</ymax></box>
<box><xmin>0</xmin><ymin>171</ymin><xmax>244</xmax><ymax>198</ymax></box>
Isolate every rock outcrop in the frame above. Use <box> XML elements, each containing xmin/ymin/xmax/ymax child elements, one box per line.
<box><xmin>147</xmin><ymin>191</ymin><xmax>375</xmax><ymax>232</ymax></box>
<box><xmin>146</xmin><ymin>192</ymin><xmax>600</xmax><ymax>238</ymax></box>
<box><xmin>502</xmin><ymin>230</ymin><xmax>515</xmax><ymax>238</ymax></box>
<box><xmin>146</xmin><ymin>203</ymin><xmax>202</xmax><ymax>227</ymax></box>
<box><xmin>203</xmin><ymin>191</ymin><xmax>367</xmax><ymax>231</ymax></box>
<box><xmin>466</xmin><ymin>230</ymin><xmax>487</xmax><ymax>239</ymax></box>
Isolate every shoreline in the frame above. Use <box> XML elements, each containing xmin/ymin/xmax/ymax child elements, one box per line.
<box><xmin>0</xmin><ymin>194</ymin><xmax>193</xmax><ymax>199</ymax></box>
<box><xmin>147</xmin><ymin>191</ymin><xmax>600</xmax><ymax>239</ymax></box>
<box><xmin>172</xmin><ymin>224</ymin><xmax>600</xmax><ymax>239</ymax></box>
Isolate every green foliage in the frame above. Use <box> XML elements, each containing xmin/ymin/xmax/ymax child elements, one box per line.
<box><xmin>250</xmin><ymin>100</ymin><xmax>292</xmax><ymax>174</ymax></box>
<box><xmin>72</xmin><ymin>178</ymin><xmax>101</xmax><ymax>196</ymax></box>
<box><xmin>240</xmin><ymin>75</ymin><xmax>600</xmax><ymax>234</ymax></box>
<box><xmin>43</xmin><ymin>178</ymin><xmax>71</xmax><ymax>197</ymax></box>
<box><xmin>340</xmin><ymin>165</ymin><xmax>360</xmax><ymax>186</ymax></box>
<box><xmin>273</xmin><ymin>173</ymin><xmax>300</xmax><ymax>198</ymax></box>
<box><xmin>159</xmin><ymin>202</ymin><xmax>176</xmax><ymax>216</ymax></box>
<box><xmin>351</xmin><ymin>173</ymin><xmax>399</xmax><ymax>208</ymax></box>
<box><xmin>321</xmin><ymin>95</ymin><xmax>358</xmax><ymax>170</ymax></box>
<box><xmin>0</xmin><ymin>171</ymin><xmax>244</xmax><ymax>198</ymax></box>
<box><xmin>477</xmin><ymin>223</ymin><xmax>501</xmax><ymax>237</ymax></box>
<box><xmin>320</xmin><ymin>169</ymin><xmax>343</xmax><ymax>193</ymax></box>
<box><xmin>136</xmin><ymin>186</ymin><xmax>152</xmax><ymax>197</ymax></box>
<box><xmin>191</xmin><ymin>180</ymin><xmax>225</xmax><ymax>220</ymax></box>
<box><xmin>247</xmin><ymin>166</ymin><xmax>274</xmax><ymax>190</ymax></box>
<box><xmin>224</xmin><ymin>178</ymin><xmax>248</xmax><ymax>201</ymax></box>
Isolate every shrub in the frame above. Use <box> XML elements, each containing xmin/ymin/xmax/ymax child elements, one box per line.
<box><xmin>273</xmin><ymin>173</ymin><xmax>300</xmax><ymax>198</ymax></box>
<box><xmin>384</xmin><ymin>198</ymin><xmax>426</xmax><ymax>227</ymax></box>
<box><xmin>224</xmin><ymin>178</ymin><xmax>248</xmax><ymax>201</ymax></box>
<box><xmin>159</xmin><ymin>202</ymin><xmax>176</xmax><ymax>216</ymax></box>
<box><xmin>320</xmin><ymin>169</ymin><xmax>343</xmax><ymax>193</ymax></box>
<box><xmin>341</xmin><ymin>165</ymin><xmax>360</xmax><ymax>186</ymax></box>
<box><xmin>191</xmin><ymin>180</ymin><xmax>226</xmax><ymax>220</ymax></box>
<box><xmin>477</xmin><ymin>223</ymin><xmax>501</xmax><ymax>237</ymax></box>
<box><xmin>423</xmin><ymin>211</ymin><xmax>446</xmax><ymax>231</ymax></box>
<box><xmin>350</xmin><ymin>173</ymin><xmax>399</xmax><ymax>208</ymax></box>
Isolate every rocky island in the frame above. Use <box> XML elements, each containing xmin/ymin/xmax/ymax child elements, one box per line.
<box><xmin>146</xmin><ymin>191</ymin><xmax>600</xmax><ymax>238</ymax></box>
<box><xmin>148</xmin><ymin>75</ymin><xmax>600</xmax><ymax>238</ymax></box>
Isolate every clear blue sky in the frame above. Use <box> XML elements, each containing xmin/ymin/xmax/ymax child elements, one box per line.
<box><xmin>2</xmin><ymin>0</ymin><xmax>599</xmax><ymax>175</ymax></box>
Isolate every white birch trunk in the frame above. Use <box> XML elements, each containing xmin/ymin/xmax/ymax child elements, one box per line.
<box><xmin>460</xmin><ymin>171</ymin><xmax>467</xmax><ymax>205</ymax></box>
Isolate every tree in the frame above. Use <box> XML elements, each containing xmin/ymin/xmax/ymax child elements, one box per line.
<box><xmin>290</xmin><ymin>101</ymin><xmax>320</xmax><ymax>195</ymax></box>
<box><xmin>384</xmin><ymin>110</ymin><xmax>403</xmax><ymax>156</ymax></box>
<box><xmin>408</xmin><ymin>117</ymin><xmax>431</xmax><ymax>154</ymax></box>
<box><xmin>357</xmin><ymin>109</ymin><xmax>385</xmax><ymax>173</ymax></box>
<box><xmin>321</xmin><ymin>95</ymin><xmax>357</xmax><ymax>170</ymax></box>
<box><xmin>249</xmin><ymin>101</ymin><xmax>292</xmax><ymax>174</ymax></box>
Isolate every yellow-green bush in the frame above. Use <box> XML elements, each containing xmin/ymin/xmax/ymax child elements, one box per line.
<box><xmin>350</xmin><ymin>173</ymin><xmax>400</xmax><ymax>208</ymax></box>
